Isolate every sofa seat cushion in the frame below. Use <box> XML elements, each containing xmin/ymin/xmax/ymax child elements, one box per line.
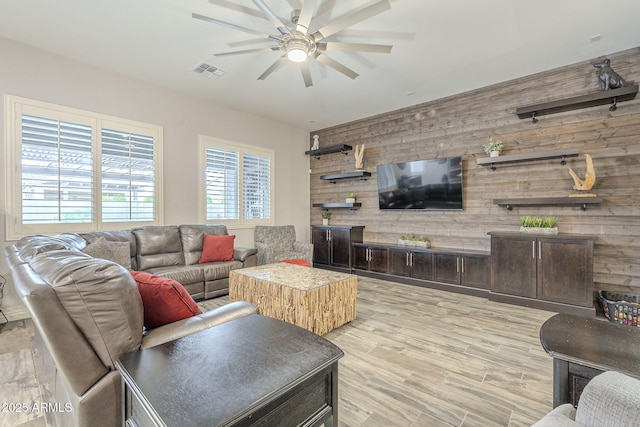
<box><xmin>131</xmin><ymin>271</ymin><xmax>202</xmax><ymax>329</ymax></box>
<box><xmin>201</xmin><ymin>261</ymin><xmax>243</xmax><ymax>281</ymax></box>
<box><xmin>200</xmin><ymin>234</ymin><xmax>235</xmax><ymax>263</ymax></box>
<box><xmin>144</xmin><ymin>265</ymin><xmax>205</xmax><ymax>285</ymax></box>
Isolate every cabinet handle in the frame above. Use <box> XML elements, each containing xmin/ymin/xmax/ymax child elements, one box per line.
<box><xmin>532</xmin><ymin>241</ymin><xmax>536</xmax><ymax>259</ymax></box>
<box><xmin>538</xmin><ymin>241</ymin><xmax>542</xmax><ymax>260</ymax></box>
<box><xmin>456</xmin><ymin>257</ymin><xmax>460</xmax><ymax>273</ymax></box>
<box><xmin>406</xmin><ymin>252</ymin><xmax>410</xmax><ymax>267</ymax></box>
<box><xmin>461</xmin><ymin>257</ymin><xmax>465</xmax><ymax>273</ymax></box>
<box><xmin>410</xmin><ymin>252</ymin><xmax>414</xmax><ymax>267</ymax></box>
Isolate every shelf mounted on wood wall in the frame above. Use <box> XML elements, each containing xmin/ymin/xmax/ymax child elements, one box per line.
<box><xmin>516</xmin><ymin>85</ymin><xmax>639</xmax><ymax>123</ymax></box>
<box><xmin>305</xmin><ymin>144</ymin><xmax>352</xmax><ymax>159</ymax></box>
<box><xmin>494</xmin><ymin>196</ymin><xmax>603</xmax><ymax>211</ymax></box>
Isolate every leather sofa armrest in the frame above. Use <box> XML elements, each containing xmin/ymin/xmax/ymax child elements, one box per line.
<box><xmin>141</xmin><ymin>301</ymin><xmax>258</xmax><ymax>349</ymax></box>
<box><xmin>234</xmin><ymin>247</ymin><xmax>257</xmax><ymax>262</ymax></box>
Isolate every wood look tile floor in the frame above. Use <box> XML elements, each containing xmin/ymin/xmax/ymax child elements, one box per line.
<box><xmin>0</xmin><ymin>277</ymin><xmax>555</xmax><ymax>427</ymax></box>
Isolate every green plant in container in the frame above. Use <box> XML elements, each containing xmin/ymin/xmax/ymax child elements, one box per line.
<box><xmin>520</xmin><ymin>216</ymin><xmax>558</xmax><ymax>234</ymax></box>
<box><xmin>321</xmin><ymin>210</ymin><xmax>332</xmax><ymax>225</ymax></box>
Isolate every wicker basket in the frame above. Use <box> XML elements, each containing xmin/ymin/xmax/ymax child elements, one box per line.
<box><xmin>598</xmin><ymin>290</ymin><xmax>640</xmax><ymax>327</ymax></box>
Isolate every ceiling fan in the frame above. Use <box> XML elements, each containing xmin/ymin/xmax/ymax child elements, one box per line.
<box><xmin>192</xmin><ymin>0</ymin><xmax>393</xmax><ymax>87</ymax></box>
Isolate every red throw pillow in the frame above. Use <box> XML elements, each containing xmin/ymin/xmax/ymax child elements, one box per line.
<box><xmin>199</xmin><ymin>234</ymin><xmax>235</xmax><ymax>263</ymax></box>
<box><xmin>131</xmin><ymin>271</ymin><xmax>202</xmax><ymax>329</ymax></box>
<box><xmin>281</xmin><ymin>259</ymin><xmax>311</xmax><ymax>267</ymax></box>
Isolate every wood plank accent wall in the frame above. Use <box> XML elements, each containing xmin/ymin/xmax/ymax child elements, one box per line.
<box><xmin>309</xmin><ymin>47</ymin><xmax>640</xmax><ymax>296</ymax></box>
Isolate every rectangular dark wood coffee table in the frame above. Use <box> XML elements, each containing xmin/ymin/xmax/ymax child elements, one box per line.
<box><xmin>115</xmin><ymin>314</ymin><xmax>343</xmax><ymax>427</ymax></box>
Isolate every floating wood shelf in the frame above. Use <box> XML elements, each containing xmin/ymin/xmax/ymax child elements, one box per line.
<box><xmin>477</xmin><ymin>148</ymin><xmax>580</xmax><ymax>170</ymax></box>
<box><xmin>494</xmin><ymin>196</ymin><xmax>603</xmax><ymax>211</ymax></box>
<box><xmin>320</xmin><ymin>171</ymin><xmax>372</xmax><ymax>183</ymax></box>
<box><xmin>313</xmin><ymin>202</ymin><xmax>361</xmax><ymax>210</ymax></box>
<box><xmin>305</xmin><ymin>144</ymin><xmax>352</xmax><ymax>159</ymax></box>
<box><xmin>516</xmin><ymin>85</ymin><xmax>639</xmax><ymax>122</ymax></box>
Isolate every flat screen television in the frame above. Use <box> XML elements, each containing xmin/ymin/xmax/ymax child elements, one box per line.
<box><xmin>377</xmin><ymin>156</ymin><xmax>463</xmax><ymax>210</ymax></box>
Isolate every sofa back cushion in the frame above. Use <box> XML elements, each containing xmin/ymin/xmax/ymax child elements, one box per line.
<box><xmin>133</xmin><ymin>226</ymin><xmax>185</xmax><ymax>270</ymax></box>
<box><xmin>179</xmin><ymin>224</ymin><xmax>230</xmax><ymax>265</ymax></box>
<box><xmin>27</xmin><ymin>249</ymin><xmax>144</xmax><ymax>370</ymax></box>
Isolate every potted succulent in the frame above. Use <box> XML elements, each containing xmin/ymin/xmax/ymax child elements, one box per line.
<box><xmin>398</xmin><ymin>234</ymin><xmax>430</xmax><ymax>248</ymax></box>
<box><xmin>483</xmin><ymin>137</ymin><xmax>504</xmax><ymax>157</ymax></box>
<box><xmin>345</xmin><ymin>192</ymin><xmax>356</xmax><ymax>203</ymax></box>
<box><xmin>321</xmin><ymin>211</ymin><xmax>332</xmax><ymax>226</ymax></box>
<box><xmin>520</xmin><ymin>216</ymin><xmax>558</xmax><ymax>235</ymax></box>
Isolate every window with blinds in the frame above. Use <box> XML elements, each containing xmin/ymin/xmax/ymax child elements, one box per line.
<box><xmin>101</xmin><ymin>129</ymin><xmax>155</xmax><ymax>222</ymax></box>
<box><xmin>200</xmin><ymin>136</ymin><xmax>273</xmax><ymax>225</ymax></box>
<box><xmin>21</xmin><ymin>114</ymin><xmax>93</xmax><ymax>224</ymax></box>
<box><xmin>5</xmin><ymin>95</ymin><xmax>163</xmax><ymax>239</ymax></box>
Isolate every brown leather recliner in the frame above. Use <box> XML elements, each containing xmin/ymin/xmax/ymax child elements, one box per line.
<box><xmin>5</xmin><ymin>233</ymin><xmax>258</xmax><ymax>427</ymax></box>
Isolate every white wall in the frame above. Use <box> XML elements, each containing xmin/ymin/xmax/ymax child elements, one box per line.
<box><xmin>0</xmin><ymin>37</ymin><xmax>311</xmax><ymax>320</ymax></box>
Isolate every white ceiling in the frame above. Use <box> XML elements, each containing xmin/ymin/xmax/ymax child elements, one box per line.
<box><xmin>1</xmin><ymin>0</ymin><xmax>639</xmax><ymax>131</ymax></box>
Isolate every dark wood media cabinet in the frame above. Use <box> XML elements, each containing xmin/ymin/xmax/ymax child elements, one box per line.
<box><xmin>311</xmin><ymin>226</ymin><xmax>596</xmax><ymax>315</ymax></box>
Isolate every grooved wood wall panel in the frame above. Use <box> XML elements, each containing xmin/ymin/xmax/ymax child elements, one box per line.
<box><xmin>309</xmin><ymin>47</ymin><xmax>640</xmax><ymax>295</ymax></box>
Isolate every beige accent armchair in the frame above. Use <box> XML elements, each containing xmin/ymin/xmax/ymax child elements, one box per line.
<box><xmin>532</xmin><ymin>371</ymin><xmax>640</xmax><ymax>427</ymax></box>
<box><xmin>254</xmin><ymin>225</ymin><xmax>313</xmax><ymax>265</ymax></box>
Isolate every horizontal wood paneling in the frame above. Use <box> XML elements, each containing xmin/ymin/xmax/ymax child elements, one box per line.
<box><xmin>310</xmin><ymin>47</ymin><xmax>640</xmax><ymax>296</ymax></box>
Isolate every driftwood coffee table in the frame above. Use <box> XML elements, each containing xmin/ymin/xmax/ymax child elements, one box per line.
<box><xmin>229</xmin><ymin>263</ymin><xmax>357</xmax><ymax>335</ymax></box>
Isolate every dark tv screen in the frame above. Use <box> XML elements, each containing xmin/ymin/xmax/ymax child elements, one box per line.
<box><xmin>377</xmin><ymin>157</ymin><xmax>463</xmax><ymax>210</ymax></box>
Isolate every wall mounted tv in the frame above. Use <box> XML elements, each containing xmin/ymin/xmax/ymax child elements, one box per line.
<box><xmin>377</xmin><ymin>156</ymin><xmax>463</xmax><ymax>210</ymax></box>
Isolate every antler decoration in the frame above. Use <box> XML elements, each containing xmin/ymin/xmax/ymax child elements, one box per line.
<box><xmin>569</xmin><ymin>154</ymin><xmax>596</xmax><ymax>191</ymax></box>
<box><xmin>354</xmin><ymin>144</ymin><xmax>365</xmax><ymax>170</ymax></box>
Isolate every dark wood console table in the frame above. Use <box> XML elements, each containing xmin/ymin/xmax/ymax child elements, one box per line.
<box><xmin>540</xmin><ymin>313</ymin><xmax>640</xmax><ymax>407</ymax></box>
<box><xmin>116</xmin><ymin>315</ymin><xmax>343</xmax><ymax>427</ymax></box>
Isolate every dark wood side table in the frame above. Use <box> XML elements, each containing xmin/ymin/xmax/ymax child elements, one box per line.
<box><xmin>540</xmin><ymin>313</ymin><xmax>640</xmax><ymax>407</ymax></box>
<box><xmin>115</xmin><ymin>315</ymin><xmax>343</xmax><ymax>427</ymax></box>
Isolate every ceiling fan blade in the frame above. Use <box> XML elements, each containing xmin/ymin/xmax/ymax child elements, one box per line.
<box><xmin>317</xmin><ymin>42</ymin><xmax>392</xmax><ymax>53</ymax></box>
<box><xmin>207</xmin><ymin>0</ymin><xmax>265</xmax><ymax>20</ymax></box>
<box><xmin>252</xmin><ymin>0</ymin><xmax>291</xmax><ymax>36</ymax></box>
<box><xmin>192</xmin><ymin>13</ymin><xmax>280</xmax><ymax>41</ymax></box>
<box><xmin>300</xmin><ymin>61</ymin><xmax>313</xmax><ymax>87</ymax></box>
<box><xmin>296</xmin><ymin>0</ymin><xmax>318</xmax><ymax>35</ymax></box>
<box><xmin>214</xmin><ymin>46</ymin><xmax>279</xmax><ymax>58</ymax></box>
<box><xmin>314</xmin><ymin>53</ymin><xmax>359</xmax><ymax>79</ymax></box>
<box><xmin>258</xmin><ymin>56</ymin><xmax>287</xmax><ymax>81</ymax></box>
<box><xmin>311</xmin><ymin>0</ymin><xmax>391</xmax><ymax>41</ymax></box>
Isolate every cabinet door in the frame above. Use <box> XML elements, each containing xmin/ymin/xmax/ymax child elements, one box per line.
<box><xmin>312</xmin><ymin>228</ymin><xmax>330</xmax><ymax>265</ymax></box>
<box><xmin>491</xmin><ymin>236</ymin><xmax>536</xmax><ymax>298</ymax></box>
<box><xmin>388</xmin><ymin>249</ymin><xmax>410</xmax><ymax>276</ymax></box>
<box><xmin>537</xmin><ymin>238</ymin><xmax>593</xmax><ymax>307</ymax></box>
<box><xmin>352</xmin><ymin>245</ymin><xmax>369</xmax><ymax>270</ymax></box>
<box><xmin>330</xmin><ymin>228</ymin><xmax>351</xmax><ymax>268</ymax></box>
<box><xmin>369</xmin><ymin>247</ymin><xmax>388</xmax><ymax>273</ymax></box>
<box><xmin>434</xmin><ymin>253</ymin><xmax>460</xmax><ymax>284</ymax></box>
<box><xmin>411</xmin><ymin>251</ymin><xmax>434</xmax><ymax>281</ymax></box>
<box><xmin>461</xmin><ymin>255</ymin><xmax>491</xmax><ymax>289</ymax></box>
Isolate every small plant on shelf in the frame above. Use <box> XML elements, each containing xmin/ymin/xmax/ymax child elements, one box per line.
<box><xmin>321</xmin><ymin>211</ymin><xmax>332</xmax><ymax>225</ymax></box>
<box><xmin>398</xmin><ymin>234</ymin><xmax>430</xmax><ymax>248</ymax></box>
<box><xmin>520</xmin><ymin>216</ymin><xmax>558</xmax><ymax>234</ymax></box>
<box><xmin>483</xmin><ymin>137</ymin><xmax>504</xmax><ymax>157</ymax></box>
<box><xmin>345</xmin><ymin>192</ymin><xmax>356</xmax><ymax>203</ymax></box>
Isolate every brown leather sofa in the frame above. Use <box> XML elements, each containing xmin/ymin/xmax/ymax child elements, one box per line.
<box><xmin>79</xmin><ymin>224</ymin><xmax>257</xmax><ymax>300</ymax></box>
<box><xmin>4</xmin><ymin>228</ymin><xmax>259</xmax><ymax>426</ymax></box>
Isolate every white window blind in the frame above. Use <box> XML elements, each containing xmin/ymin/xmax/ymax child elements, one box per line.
<box><xmin>205</xmin><ymin>147</ymin><xmax>239</xmax><ymax>220</ymax></box>
<box><xmin>243</xmin><ymin>153</ymin><xmax>271</xmax><ymax>219</ymax></box>
<box><xmin>21</xmin><ymin>114</ymin><xmax>93</xmax><ymax>224</ymax></box>
<box><xmin>101</xmin><ymin>128</ymin><xmax>155</xmax><ymax>222</ymax></box>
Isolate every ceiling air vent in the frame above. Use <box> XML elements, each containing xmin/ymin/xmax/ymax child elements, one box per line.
<box><xmin>192</xmin><ymin>62</ymin><xmax>226</xmax><ymax>79</ymax></box>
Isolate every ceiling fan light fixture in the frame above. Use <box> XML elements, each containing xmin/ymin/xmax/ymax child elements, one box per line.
<box><xmin>282</xmin><ymin>36</ymin><xmax>315</xmax><ymax>63</ymax></box>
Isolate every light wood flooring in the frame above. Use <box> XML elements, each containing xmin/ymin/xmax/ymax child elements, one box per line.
<box><xmin>0</xmin><ymin>277</ymin><xmax>555</xmax><ymax>427</ymax></box>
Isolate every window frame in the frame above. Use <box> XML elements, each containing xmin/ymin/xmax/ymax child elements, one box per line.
<box><xmin>4</xmin><ymin>95</ymin><xmax>164</xmax><ymax>240</ymax></box>
<box><xmin>198</xmin><ymin>135</ymin><xmax>275</xmax><ymax>228</ymax></box>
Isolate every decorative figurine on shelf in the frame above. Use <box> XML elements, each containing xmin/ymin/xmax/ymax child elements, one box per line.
<box><xmin>593</xmin><ymin>59</ymin><xmax>627</xmax><ymax>91</ymax></box>
<box><xmin>568</xmin><ymin>154</ymin><xmax>597</xmax><ymax>197</ymax></box>
<box><xmin>311</xmin><ymin>135</ymin><xmax>320</xmax><ymax>151</ymax></box>
<box><xmin>354</xmin><ymin>144</ymin><xmax>365</xmax><ymax>170</ymax></box>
